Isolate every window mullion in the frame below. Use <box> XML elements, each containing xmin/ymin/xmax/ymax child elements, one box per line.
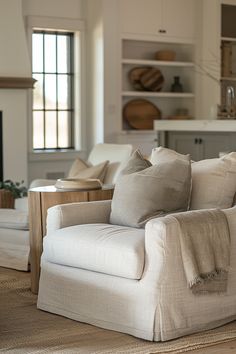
<box><xmin>43</xmin><ymin>32</ymin><xmax>46</xmax><ymax>149</ymax></box>
<box><xmin>56</xmin><ymin>35</ymin><xmax>59</xmax><ymax>149</ymax></box>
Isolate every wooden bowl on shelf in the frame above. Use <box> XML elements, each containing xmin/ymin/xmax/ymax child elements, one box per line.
<box><xmin>155</xmin><ymin>50</ymin><xmax>176</xmax><ymax>61</ymax></box>
<box><xmin>123</xmin><ymin>99</ymin><xmax>161</xmax><ymax>130</ymax></box>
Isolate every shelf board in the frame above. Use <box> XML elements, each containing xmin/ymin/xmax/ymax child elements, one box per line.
<box><xmin>221</xmin><ymin>76</ymin><xmax>236</xmax><ymax>81</ymax></box>
<box><xmin>154</xmin><ymin>119</ymin><xmax>236</xmax><ymax>132</ymax></box>
<box><xmin>221</xmin><ymin>37</ymin><xmax>236</xmax><ymax>43</ymax></box>
<box><xmin>122</xmin><ymin>91</ymin><xmax>195</xmax><ymax>98</ymax></box>
<box><xmin>122</xmin><ymin>58</ymin><xmax>194</xmax><ymax>67</ymax></box>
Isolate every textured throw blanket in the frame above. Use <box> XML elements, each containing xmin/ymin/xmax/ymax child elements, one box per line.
<box><xmin>173</xmin><ymin>209</ymin><xmax>230</xmax><ymax>294</ymax></box>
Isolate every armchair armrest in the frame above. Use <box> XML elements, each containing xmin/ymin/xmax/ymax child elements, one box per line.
<box><xmin>144</xmin><ymin>207</ymin><xmax>236</xmax><ymax>340</ymax></box>
<box><xmin>144</xmin><ymin>206</ymin><xmax>236</xmax><ymax>285</ymax></box>
<box><xmin>46</xmin><ymin>199</ymin><xmax>112</xmax><ymax>234</ymax></box>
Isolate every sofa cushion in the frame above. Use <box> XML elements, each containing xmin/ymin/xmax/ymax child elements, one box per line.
<box><xmin>110</xmin><ymin>150</ymin><xmax>191</xmax><ymax>228</ymax></box>
<box><xmin>190</xmin><ymin>152</ymin><xmax>236</xmax><ymax>210</ymax></box>
<box><xmin>0</xmin><ymin>209</ymin><xmax>28</xmax><ymax>230</ymax></box>
<box><xmin>150</xmin><ymin>146</ymin><xmax>190</xmax><ymax>164</ymax></box>
<box><xmin>43</xmin><ymin>223</ymin><xmax>145</xmax><ymax>280</ymax></box>
<box><xmin>68</xmin><ymin>157</ymin><xmax>109</xmax><ymax>183</ymax></box>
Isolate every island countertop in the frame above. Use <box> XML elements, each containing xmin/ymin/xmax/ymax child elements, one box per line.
<box><xmin>154</xmin><ymin>119</ymin><xmax>236</xmax><ymax>132</ymax></box>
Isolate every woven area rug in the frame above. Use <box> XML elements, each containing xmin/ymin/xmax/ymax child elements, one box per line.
<box><xmin>0</xmin><ymin>267</ymin><xmax>236</xmax><ymax>354</ymax></box>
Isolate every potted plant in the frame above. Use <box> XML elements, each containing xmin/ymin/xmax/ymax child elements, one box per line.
<box><xmin>0</xmin><ymin>180</ymin><xmax>27</xmax><ymax>208</ymax></box>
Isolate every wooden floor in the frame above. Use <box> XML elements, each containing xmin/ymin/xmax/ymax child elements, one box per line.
<box><xmin>188</xmin><ymin>339</ymin><xmax>236</xmax><ymax>353</ymax></box>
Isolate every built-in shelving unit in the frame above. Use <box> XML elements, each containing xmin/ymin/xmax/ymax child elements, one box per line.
<box><xmin>120</xmin><ymin>39</ymin><xmax>196</xmax><ymax>130</ymax></box>
<box><xmin>220</xmin><ymin>4</ymin><xmax>236</xmax><ymax>115</ymax></box>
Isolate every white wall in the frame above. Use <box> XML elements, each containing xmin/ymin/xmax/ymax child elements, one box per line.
<box><xmin>197</xmin><ymin>0</ymin><xmax>221</xmax><ymax>118</ymax></box>
<box><xmin>103</xmin><ymin>0</ymin><xmax>120</xmax><ymax>143</ymax></box>
<box><xmin>0</xmin><ymin>0</ymin><xmax>31</xmax><ymax>184</ymax></box>
<box><xmin>85</xmin><ymin>0</ymin><xmax>104</xmax><ymax>152</ymax></box>
<box><xmin>0</xmin><ymin>0</ymin><xmax>31</xmax><ymax>77</ymax></box>
<box><xmin>22</xmin><ymin>0</ymin><xmax>84</xmax><ymax>18</ymax></box>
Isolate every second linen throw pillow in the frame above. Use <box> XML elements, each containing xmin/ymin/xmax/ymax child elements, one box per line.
<box><xmin>110</xmin><ymin>149</ymin><xmax>191</xmax><ymax>228</ymax></box>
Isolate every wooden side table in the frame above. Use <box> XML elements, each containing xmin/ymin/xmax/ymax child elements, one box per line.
<box><xmin>29</xmin><ymin>185</ymin><xmax>113</xmax><ymax>294</ymax></box>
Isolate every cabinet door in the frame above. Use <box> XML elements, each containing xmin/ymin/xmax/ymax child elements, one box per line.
<box><xmin>119</xmin><ymin>0</ymin><xmax>163</xmax><ymax>36</ymax></box>
<box><xmin>201</xmin><ymin>133</ymin><xmax>233</xmax><ymax>159</ymax></box>
<box><xmin>168</xmin><ymin>132</ymin><xmax>235</xmax><ymax>161</ymax></box>
<box><xmin>163</xmin><ymin>0</ymin><xmax>195</xmax><ymax>40</ymax></box>
<box><xmin>168</xmin><ymin>132</ymin><xmax>202</xmax><ymax>161</ymax></box>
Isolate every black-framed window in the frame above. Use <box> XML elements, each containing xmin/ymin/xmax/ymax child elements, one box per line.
<box><xmin>32</xmin><ymin>30</ymin><xmax>74</xmax><ymax>150</ymax></box>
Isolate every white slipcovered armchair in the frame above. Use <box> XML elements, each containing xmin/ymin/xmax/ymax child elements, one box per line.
<box><xmin>38</xmin><ymin>200</ymin><xmax>236</xmax><ymax>341</ymax></box>
<box><xmin>37</xmin><ymin>150</ymin><xmax>236</xmax><ymax>341</ymax></box>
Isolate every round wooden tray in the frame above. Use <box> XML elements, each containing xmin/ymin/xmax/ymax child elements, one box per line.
<box><xmin>129</xmin><ymin>67</ymin><xmax>150</xmax><ymax>90</ymax></box>
<box><xmin>123</xmin><ymin>99</ymin><xmax>161</xmax><ymax>130</ymax></box>
<box><xmin>129</xmin><ymin>66</ymin><xmax>164</xmax><ymax>92</ymax></box>
<box><xmin>140</xmin><ymin>67</ymin><xmax>164</xmax><ymax>92</ymax></box>
<box><xmin>55</xmin><ymin>178</ymin><xmax>102</xmax><ymax>191</ymax></box>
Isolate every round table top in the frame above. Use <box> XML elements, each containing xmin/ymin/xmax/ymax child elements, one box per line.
<box><xmin>29</xmin><ymin>184</ymin><xmax>114</xmax><ymax>193</ymax></box>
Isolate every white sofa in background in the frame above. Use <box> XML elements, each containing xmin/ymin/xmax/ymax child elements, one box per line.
<box><xmin>0</xmin><ymin>198</ymin><xmax>29</xmax><ymax>271</ymax></box>
<box><xmin>0</xmin><ymin>143</ymin><xmax>133</xmax><ymax>271</ymax></box>
<box><xmin>37</xmin><ymin>150</ymin><xmax>236</xmax><ymax>341</ymax></box>
<box><xmin>30</xmin><ymin>143</ymin><xmax>133</xmax><ymax>188</ymax></box>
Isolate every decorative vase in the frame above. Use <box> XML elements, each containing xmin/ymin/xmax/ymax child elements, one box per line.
<box><xmin>171</xmin><ymin>76</ymin><xmax>183</xmax><ymax>92</ymax></box>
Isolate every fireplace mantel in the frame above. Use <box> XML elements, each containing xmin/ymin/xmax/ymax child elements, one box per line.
<box><xmin>0</xmin><ymin>77</ymin><xmax>36</xmax><ymax>89</ymax></box>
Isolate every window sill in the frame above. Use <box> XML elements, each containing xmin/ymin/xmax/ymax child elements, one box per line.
<box><xmin>29</xmin><ymin>149</ymin><xmax>85</xmax><ymax>162</ymax></box>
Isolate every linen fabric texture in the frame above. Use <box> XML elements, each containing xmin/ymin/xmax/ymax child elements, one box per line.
<box><xmin>150</xmin><ymin>146</ymin><xmax>190</xmax><ymax>164</ymax></box>
<box><xmin>38</xmin><ymin>200</ymin><xmax>236</xmax><ymax>341</ymax></box>
<box><xmin>67</xmin><ymin>156</ymin><xmax>109</xmax><ymax>182</ymax></box>
<box><xmin>43</xmin><ymin>223</ymin><xmax>145</xmax><ymax>280</ymax></box>
<box><xmin>110</xmin><ymin>150</ymin><xmax>191</xmax><ymax>228</ymax></box>
<box><xmin>173</xmin><ymin>209</ymin><xmax>230</xmax><ymax>294</ymax></box>
<box><xmin>190</xmin><ymin>152</ymin><xmax>236</xmax><ymax>210</ymax></box>
<box><xmin>0</xmin><ymin>209</ymin><xmax>28</xmax><ymax>230</ymax></box>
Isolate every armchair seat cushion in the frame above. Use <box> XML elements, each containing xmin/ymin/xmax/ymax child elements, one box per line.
<box><xmin>43</xmin><ymin>223</ymin><xmax>145</xmax><ymax>280</ymax></box>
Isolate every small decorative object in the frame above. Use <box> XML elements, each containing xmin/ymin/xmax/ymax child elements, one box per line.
<box><xmin>0</xmin><ymin>180</ymin><xmax>27</xmax><ymax>208</ymax></box>
<box><xmin>166</xmin><ymin>108</ymin><xmax>192</xmax><ymax>120</ymax></box>
<box><xmin>155</xmin><ymin>50</ymin><xmax>176</xmax><ymax>61</ymax></box>
<box><xmin>217</xmin><ymin>104</ymin><xmax>236</xmax><ymax>119</ymax></box>
<box><xmin>171</xmin><ymin>76</ymin><xmax>183</xmax><ymax>92</ymax></box>
<box><xmin>221</xmin><ymin>41</ymin><xmax>232</xmax><ymax>77</ymax></box>
<box><xmin>128</xmin><ymin>66</ymin><xmax>164</xmax><ymax>92</ymax></box>
<box><xmin>218</xmin><ymin>85</ymin><xmax>236</xmax><ymax>118</ymax></box>
<box><xmin>55</xmin><ymin>178</ymin><xmax>102</xmax><ymax>191</ymax></box>
<box><xmin>123</xmin><ymin>99</ymin><xmax>161</xmax><ymax>130</ymax></box>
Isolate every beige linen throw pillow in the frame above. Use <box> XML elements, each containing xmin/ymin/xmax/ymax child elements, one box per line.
<box><xmin>190</xmin><ymin>152</ymin><xmax>236</xmax><ymax>210</ymax></box>
<box><xmin>150</xmin><ymin>146</ymin><xmax>190</xmax><ymax>164</ymax></box>
<box><xmin>110</xmin><ymin>150</ymin><xmax>191</xmax><ymax>228</ymax></box>
<box><xmin>68</xmin><ymin>157</ymin><xmax>109</xmax><ymax>182</ymax></box>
